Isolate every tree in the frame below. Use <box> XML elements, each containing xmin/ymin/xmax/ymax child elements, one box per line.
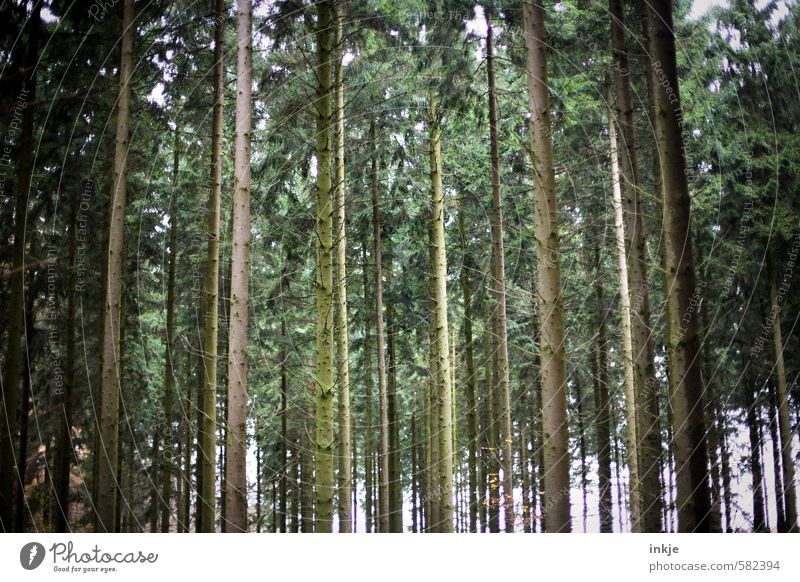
<box><xmin>225</xmin><ymin>0</ymin><xmax>253</xmax><ymax>533</ymax></box>
<box><xmin>485</xmin><ymin>12</ymin><xmax>514</xmax><ymax>532</ymax></box>
<box><xmin>609</xmin><ymin>0</ymin><xmax>662</xmax><ymax>532</ymax></box>
<box><xmin>427</xmin><ymin>95</ymin><xmax>454</xmax><ymax>533</ymax></box>
<box><xmin>646</xmin><ymin>0</ymin><xmax>711</xmax><ymax>533</ymax></box>
<box><xmin>314</xmin><ymin>0</ymin><xmax>336</xmax><ymax>533</ymax></box>
<box><xmin>333</xmin><ymin>2</ymin><xmax>353</xmax><ymax>533</ymax></box>
<box><xmin>522</xmin><ymin>0</ymin><xmax>571</xmax><ymax>533</ymax></box>
<box><xmin>95</xmin><ymin>0</ymin><xmax>134</xmax><ymax>532</ymax></box>
<box><xmin>198</xmin><ymin>0</ymin><xmax>226</xmax><ymax>534</ymax></box>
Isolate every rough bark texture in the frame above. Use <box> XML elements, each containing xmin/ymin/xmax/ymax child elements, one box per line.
<box><xmin>333</xmin><ymin>4</ymin><xmax>352</xmax><ymax>533</ymax></box>
<box><xmin>647</xmin><ymin>0</ymin><xmax>711</xmax><ymax>532</ymax></box>
<box><xmin>486</xmin><ymin>15</ymin><xmax>515</xmax><ymax>532</ymax></box>
<box><xmin>199</xmin><ymin>0</ymin><xmax>225</xmax><ymax>533</ymax></box>
<box><xmin>428</xmin><ymin>99</ymin><xmax>454</xmax><ymax>533</ymax></box>
<box><xmin>522</xmin><ymin>0</ymin><xmax>571</xmax><ymax>533</ymax></box>
<box><xmin>225</xmin><ymin>0</ymin><xmax>253</xmax><ymax>533</ymax></box>
<box><xmin>313</xmin><ymin>0</ymin><xmax>335</xmax><ymax>533</ymax></box>
<box><xmin>95</xmin><ymin>0</ymin><xmax>134</xmax><ymax>532</ymax></box>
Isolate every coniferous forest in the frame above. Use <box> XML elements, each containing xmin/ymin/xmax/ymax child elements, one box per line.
<box><xmin>1</xmin><ymin>0</ymin><xmax>799</xmax><ymax>534</ymax></box>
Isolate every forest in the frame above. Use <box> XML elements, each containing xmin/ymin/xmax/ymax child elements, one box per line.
<box><xmin>0</xmin><ymin>0</ymin><xmax>799</xmax><ymax>535</ymax></box>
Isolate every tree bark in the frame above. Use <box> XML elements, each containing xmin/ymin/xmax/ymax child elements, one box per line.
<box><xmin>428</xmin><ymin>98</ymin><xmax>454</xmax><ymax>533</ymax></box>
<box><xmin>370</xmin><ymin>119</ymin><xmax>391</xmax><ymax>533</ymax></box>
<box><xmin>95</xmin><ymin>0</ymin><xmax>133</xmax><ymax>532</ymax></box>
<box><xmin>198</xmin><ymin>0</ymin><xmax>226</xmax><ymax>533</ymax></box>
<box><xmin>485</xmin><ymin>14</ymin><xmax>515</xmax><ymax>532</ymax></box>
<box><xmin>361</xmin><ymin>239</ymin><xmax>375</xmax><ymax>533</ymax></box>
<box><xmin>522</xmin><ymin>0</ymin><xmax>571</xmax><ymax>532</ymax></box>
<box><xmin>333</xmin><ymin>3</ymin><xmax>352</xmax><ymax>533</ymax></box>
<box><xmin>457</xmin><ymin>193</ymin><xmax>479</xmax><ymax>533</ymax></box>
<box><xmin>224</xmin><ymin>0</ymin><xmax>253</xmax><ymax>533</ymax></box>
<box><xmin>313</xmin><ymin>0</ymin><xmax>335</xmax><ymax>533</ymax></box>
<box><xmin>161</xmin><ymin>126</ymin><xmax>180</xmax><ymax>533</ymax></box>
<box><xmin>767</xmin><ymin>249</ymin><xmax>798</xmax><ymax>531</ymax></box>
<box><xmin>610</xmin><ymin>0</ymin><xmax>663</xmax><ymax>532</ymax></box>
<box><xmin>647</xmin><ymin>0</ymin><xmax>711</xmax><ymax>532</ymax></box>
<box><xmin>0</xmin><ymin>2</ymin><xmax>38</xmax><ymax>533</ymax></box>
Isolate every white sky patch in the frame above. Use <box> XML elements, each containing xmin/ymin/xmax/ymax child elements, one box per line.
<box><xmin>148</xmin><ymin>82</ymin><xmax>166</xmax><ymax>106</ymax></box>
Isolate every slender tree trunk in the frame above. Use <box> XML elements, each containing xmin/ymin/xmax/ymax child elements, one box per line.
<box><xmin>427</xmin><ymin>98</ymin><xmax>454</xmax><ymax>533</ymax></box>
<box><xmin>575</xmin><ymin>373</ymin><xmax>588</xmax><ymax>532</ymax></box>
<box><xmin>160</xmin><ymin>127</ymin><xmax>180</xmax><ymax>533</ymax></box>
<box><xmin>361</xmin><ymin>240</ymin><xmax>375</xmax><ymax>533</ymax></box>
<box><xmin>457</xmin><ymin>195</ymin><xmax>479</xmax><ymax>533</ymax></box>
<box><xmin>647</xmin><ymin>0</ymin><xmax>710</xmax><ymax>532</ymax></box>
<box><xmin>179</xmin><ymin>352</ymin><xmax>193</xmax><ymax>533</ymax></box>
<box><xmin>589</xmin><ymin>243</ymin><xmax>613</xmax><ymax>533</ymax></box>
<box><xmin>768</xmin><ymin>379</ymin><xmax>787</xmax><ymax>532</ymax></box>
<box><xmin>198</xmin><ymin>0</ymin><xmax>225</xmax><ymax>534</ymax></box>
<box><xmin>370</xmin><ymin>120</ymin><xmax>391</xmax><ymax>533</ymax></box>
<box><xmin>487</xmin><ymin>305</ymin><xmax>500</xmax><ymax>533</ymax></box>
<box><xmin>607</xmin><ymin>104</ymin><xmax>641</xmax><ymax>532</ymax></box>
<box><xmin>523</xmin><ymin>0</ymin><xmax>571</xmax><ymax>532</ymax></box>
<box><xmin>95</xmin><ymin>0</ymin><xmax>134</xmax><ymax>532</ymax></box>
<box><xmin>386</xmin><ymin>263</ymin><xmax>402</xmax><ymax>532</ymax></box>
<box><xmin>279</xmin><ymin>320</ymin><xmax>288</xmax><ymax>532</ymax></box>
<box><xmin>610</xmin><ymin>0</ymin><xmax>663</xmax><ymax>533</ymax></box>
<box><xmin>302</xmin><ymin>379</ymin><xmax>315</xmax><ymax>532</ymax></box>
<box><xmin>0</xmin><ymin>3</ymin><xmax>38</xmax><ymax>534</ymax></box>
<box><xmin>485</xmin><ymin>14</ymin><xmax>515</xmax><ymax>532</ymax></box>
<box><xmin>15</xmin><ymin>291</ymin><xmax>35</xmax><ymax>532</ymax></box>
<box><xmin>333</xmin><ymin>3</ymin><xmax>352</xmax><ymax>533</ymax></box>
<box><xmin>54</xmin><ymin>194</ymin><xmax>79</xmax><ymax>532</ymax></box>
<box><xmin>768</xmin><ymin>250</ymin><xmax>798</xmax><ymax>531</ymax></box>
<box><xmin>312</xmin><ymin>0</ymin><xmax>335</xmax><ymax>533</ymax></box>
<box><xmin>224</xmin><ymin>0</ymin><xmax>253</xmax><ymax>533</ymax></box>
<box><xmin>744</xmin><ymin>378</ymin><xmax>767</xmax><ymax>531</ymax></box>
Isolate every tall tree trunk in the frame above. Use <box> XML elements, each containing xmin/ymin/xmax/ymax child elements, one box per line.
<box><xmin>333</xmin><ymin>3</ymin><xmax>352</xmax><ymax>533</ymax></box>
<box><xmin>744</xmin><ymin>376</ymin><xmax>767</xmax><ymax>531</ymax></box>
<box><xmin>575</xmin><ymin>373</ymin><xmax>588</xmax><ymax>532</ymax></box>
<box><xmin>646</xmin><ymin>0</ymin><xmax>710</xmax><ymax>532</ymax></box>
<box><xmin>224</xmin><ymin>0</ymin><xmax>253</xmax><ymax>533</ymax></box>
<box><xmin>590</xmin><ymin>243</ymin><xmax>613</xmax><ymax>533</ymax></box>
<box><xmin>302</xmin><ymin>379</ymin><xmax>315</xmax><ymax>532</ymax></box>
<box><xmin>607</xmin><ymin>103</ymin><xmax>641</xmax><ymax>532</ymax></box>
<box><xmin>313</xmin><ymin>0</ymin><xmax>335</xmax><ymax>534</ymax></box>
<box><xmin>767</xmin><ymin>249</ymin><xmax>798</xmax><ymax>531</ymax></box>
<box><xmin>523</xmin><ymin>0</ymin><xmax>571</xmax><ymax>532</ymax></box>
<box><xmin>15</xmin><ymin>289</ymin><xmax>35</xmax><ymax>532</ymax></box>
<box><xmin>610</xmin><ymin>0</ymin><xmax>662</xmax><ymax>532</ymax></box>
<box><xmin>370</xmin><ymin>119</ymin><xmax>391</xmax><ymax>533</ymax></box>
<box><xmin>54</xmin><ymin>193</ymin><xmax>79</xmax><ymax>532</ymax></box>
<box><xmin>361</xmin><ymin>239</ymin><xmax>375</xmax><ymax>533</ymax></box>
<box><xmin>485</xmin><ymin>14</ymin><xmax>515</xmax><ymax>532</ymax></box>
<box><xmin>161</xmin><ymin>127</ymin><xmax>180</xmax><ymax>533</ymax></box>
<box><xmin>179</xmin><ymin>352</ymin><xmax>193</xmax><ymax>532</ymax></box>
<box><xmin>0</xmin><ymin>2</ymin><xmax>38</xmax><ymax>534</ymax></box>
<box><xmin>768</xmin><ymin>378</ymin><xmax>787</xmax><ymax>532</ymax></box>
<box><xmin>386</xmin><ymin>263</ymin><xmax>402</xmax><ymax>531</ymax></box>
<box><xmin>95</xmin><ymin>0</ymin><xmax>134</xmax><ymax>532</ymax></box>
<box><xmin>199</xmin><ymin>0</ymin><xmax>225</xmax><ymax>534</ymax></box>
<box><xmin>428</xmin><ymin>98</ymin><xmax>454</xmax><ymax>533</ymax></box>
<box><xmin>279</xmin><ymin>319</ymin><xmax>288</xmax><ymax>532</ymax></box>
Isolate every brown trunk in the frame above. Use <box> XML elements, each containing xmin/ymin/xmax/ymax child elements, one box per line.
<box><xmin>522</xmin><ymin>0</ymin><xmax>571</xmax><ymax>532</ymax></box>
<box><xmin>95</xmin><ymin>0</ymin><xmax>134</xmax><ymax>532</ymax></box>
<box><xmin>485</xmin><ymin>14</ymin><xmax>515</xmax><ymax>532</ymax></box>
<box><xmin>647</xmin><ymin>0</ymin><xmax>710</xmax><ymax>532</ymax></box>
